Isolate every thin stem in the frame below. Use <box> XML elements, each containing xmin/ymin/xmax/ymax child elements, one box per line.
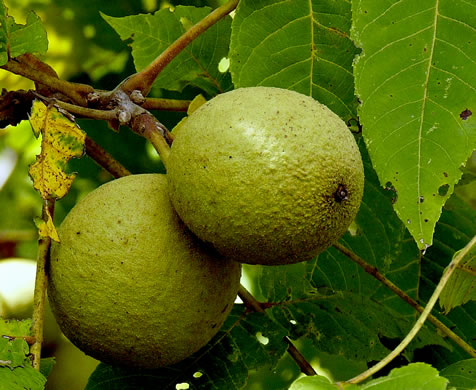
<box><xmin>30</xmin><ymin>198</ymin><xmax>55</xmax><ymax>370</ymax></box>
<box><xmin>2</xmin><ymin>60</ymin><xmax>93</xmax><ymax>106</ymax></box>
<box><xmin>284</xmin><ymin>338</ymin><xmax>317</xmax><ymax>376</ymax></box>
<box><xmin>238</xmin><ymin>284</ymin><xmax>317</xmax><ymax>376</ymax></box>
<box><xmin>85</xmin><ymin>136</ymin><xmax>132</xmax><ymax>178</ymax></box>
<box><xmin>144</xmin><ymin>126</ymin><xmax>171</xmax><ymax>169</ymax></box>
<box><xmin>345</xmin><ymin>234</ymin><xmax>476</xmax><ymax>385</ymax></box>
<box><xmin>142</xmin><ymin>98</ymin><xmax>191</xmax><ymax>112</ymax></box>
<box><xmin>53</xmin><ymin>100</ymin><xmax>118</xmax><ymax>121</ymax></box>
<box><xmin>238</xmin><ymin>285</ymin><xmax>265</xmax><ymax>313</ymax></box>
<box><xmin>121</xmin><ymin>0</ymin><xmax>239</xmax><ymax>96</ymax></box>
<box><xmin>333</xmin><ymin>242</ymin><xmax>476</xmax><ymax>358</ymax></box>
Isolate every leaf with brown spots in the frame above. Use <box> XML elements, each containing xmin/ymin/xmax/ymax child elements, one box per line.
<box><xmin>28</xmin><ymin>100</ymin><xmax>85</xmax><ymax>200</ymax></box>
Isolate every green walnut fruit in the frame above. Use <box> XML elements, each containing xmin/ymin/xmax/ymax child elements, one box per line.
<box><xmin>48</xmin><ymin>174</ymin><xmax>241</xmax><ymax>369</ymax></box>
<box><xmin>167</xmin><ymin>87</ymin><xmax>364</xmax><ymax>265</ymax></box>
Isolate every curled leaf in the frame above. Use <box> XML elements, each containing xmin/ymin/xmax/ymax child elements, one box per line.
<box><xmin>28</xmin><ymin>100</ymin><xmax>85</xmax><ymax>200</ymax></box>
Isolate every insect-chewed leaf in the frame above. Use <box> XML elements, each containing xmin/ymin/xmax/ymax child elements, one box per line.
<box><xmin>28</xmin><ymin>100</ymin><xmax>85</xmax><ymax>200</ymax></box>
<box><xmin>352</xmin><ymin>0</ymin><xmax>476</xmax><ymax>250</ymax></box>
<box><xmin>0</xmin><ymin>2</ymin><xmax>48</xmax><ymax>66</ymax></box>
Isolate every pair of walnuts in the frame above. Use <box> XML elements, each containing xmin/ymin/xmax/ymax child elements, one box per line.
<box><xmin>48</xmin><ymin>87</ymin><xmax>364</xmax><ymax>369</ymax></box>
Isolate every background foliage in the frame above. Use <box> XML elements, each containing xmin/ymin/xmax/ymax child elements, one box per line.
<box><xmin>0</xmin><ymin>0</ymin><xmax>475</xmax><ymax>389</ymax></box>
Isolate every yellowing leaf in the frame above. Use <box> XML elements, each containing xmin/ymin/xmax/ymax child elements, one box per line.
<box><xmin>28</xmin><ymin>100</ymin><xmax>85</xmax><ymax>200</ymax></box>
<box><xmin>34</xmin><ymin>208</ymin><xmax>60</xmax><ymax>242</ymax></box>
<box><xmin>187</xmin><ymin>94</ymin><xmax>207</xmax><ymax>115</ymax></box>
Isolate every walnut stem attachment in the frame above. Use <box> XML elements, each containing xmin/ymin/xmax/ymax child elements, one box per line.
<box><xmin>333</xmin><ymin>242</ymin><xmax>476</xmax><ymax>358</ymax></box>
<box><xmin>121</xmin><ymin>0</ymin><xmax>239</xmax><ymax>96</ymax></box>
<box><xmin>344</xmin><ymin>234</ymin><xmax>476</xmax><ymax>385</ymax></box>
<box><xmin>132</xmin><ymin>113</ymin><xmax>172</xmax><ymax>169</ymax></box>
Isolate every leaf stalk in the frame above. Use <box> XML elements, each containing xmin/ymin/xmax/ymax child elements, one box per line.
<box><xmin>121</xmin><ymin>0</ymin><xmax>240</xmax><ymax>96</ymax></box>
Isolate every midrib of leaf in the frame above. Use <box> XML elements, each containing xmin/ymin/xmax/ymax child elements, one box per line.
<box><xmin>353</xmin><ymin>0</ymin><xmax>476</xmax><ymax>250</ymax></box>
<box><xmin>416</xmin><ymin>0</ymin><xmax>439</xmax><ymax>246</ymax></box>
<box><xmin>230</xmin><ymin>0</ymin><xmax>358</xmax><ymax>120</ymax></box>
<box><xmin>308</xmin><ymin>0</ymin><xmax>315</xmax><ymax>97</ymax></box>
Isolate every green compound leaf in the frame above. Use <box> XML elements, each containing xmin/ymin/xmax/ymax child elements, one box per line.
<box><xmin>0</xmin><ymin>319</ymin><xmax>32</xmax><ymax>369</ymax></box>
<box><xmin>0</xmin><ymin>366</ymin><xmax>47</xmax><ymax>390</ymax></box>
<box><xmin>439</xmin><ymin>242</ymin><xmax>476</xmax><ymax>313</ymax></box>
<box><xmin>269</xmin><ymin>292</ymin><xmax>449</xmax><ymax>364</ymax></box>
<box><xmin>230</xmin><ymin>0</ymin><xmax>359</xmax><ymax>121</ymax></box>
<box><xmin>102</xmin><ymin>6</ymin><xmax>232</xmax><ymax>95</ymax></box>
<box><xmin>0</xmin><ymin>1</ymin><xmax>48</xmax><ymax>66</ymax></box>
<box><xmin>352</xmin><ymin>0</ymin><xmax>476</xmax><ymax>250</ymax></box>
<box><xmin>440</xmin><ymin>359</ymin><xmax>476</xmax><ymax>390</ymax></box>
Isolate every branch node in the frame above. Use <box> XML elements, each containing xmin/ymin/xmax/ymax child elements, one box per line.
<box><xmin>130</xmin><ymin>90</ymin><xmax>146</xmax><ymax>105</ymax></box>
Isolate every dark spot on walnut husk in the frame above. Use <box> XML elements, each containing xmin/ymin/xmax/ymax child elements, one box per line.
<box><xmin>334</xmin><ymin>184</ymin><xmax>348</xmax><ymax>203</ymax></box>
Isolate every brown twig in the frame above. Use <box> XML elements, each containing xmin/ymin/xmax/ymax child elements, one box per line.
<box><xmin>142</xmin><ymin>98</ymin><xmax>191</xmax><ymax>112</ymax></box>
<box><xmin>333</xmin><ymin>242</ymin><xmax>476</xmax><ymax>358</ymax></box>
<box><xmin>121</xmin><ymin>0</ymin><xmax>239</xmax><ymax>96</ymax></box>
<box><xmin>30</xmin><ymin>198</ymin><xmax>55</xmax><ymax>370</ymax></box>
<box><xmin>2</xmin><ymin>58</ymin><xmax>93</xmax><ymax>106</ymax></box>
<box><xmin>52</xmin><ymin>99</ymin><xmax>118</xmax><ymax>121</ymax></box>
<box><xmin>84</xmin><ymin>136</ymin><xmax>132</xmax><ymax>178</ymax></box>
<box><xmin>238</xmin><ymin>285</ymin><xmax>317</xmax><ymax>376</ymax></box>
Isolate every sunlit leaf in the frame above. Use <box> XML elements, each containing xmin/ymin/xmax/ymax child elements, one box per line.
<box><xmin>0</xmin><ymin>319</ymin><xmax>32</xmax><ymax>368</ymax></box>
<box><xmin>102</xmin><ymin>6</ymin><xmax>232</xmax><ymax>95</ymax></box>
<box><xmin>0</xmin><ymin>2</ymin><xmax>48</xmax><ymax>65</ymax></box>
<box><xmin>290</xmin><ymin>374</ymin><xmax>359</xmax><ymax>390</ymax></box>
<box><xmin>291</xmin><ymin>363</ymin><xmax>448</xmax><ymax>389</ymax></box>
<box><xmin>0</xmin><ymin>365</ymin><xmax>46</xmax><ymax>390</ymax></box>
<box><xmin>352</xmin><ymin>0</ymin><xmax>476</xmax><ymax>250</ymax></box>
<box><xmin>28</xmin><ymin>100</ymin><xmax>85</xmax><ymax>200</ymax></box>
<box><xmin>230</xmin><ymin>0</ymin><xmax>359</xmax><ymax>121</ymax></box>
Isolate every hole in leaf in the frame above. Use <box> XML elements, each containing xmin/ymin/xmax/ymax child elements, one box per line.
<box><xmin>176</xmin><ymin>383</ymin><xmax>190</xmax><ymax>390</ymax></box>
<box><xmin>193</xmin><ymin>371</ymin><xmax>203</xmax><ymax>379</ymax></box>
<box><xmin>255</xmin><ymin>332</ymin><xmax>269</xmax><ymax>345</ymax></box>
<box><xmin>438</xmin><ymin>184</ymin><xmax>449</xmax><ymax>196</ymax></box>
<box><xmin>218</xmin><ymin>57</ymin><xmax>230</xmax><ymax>73</ymax></box>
